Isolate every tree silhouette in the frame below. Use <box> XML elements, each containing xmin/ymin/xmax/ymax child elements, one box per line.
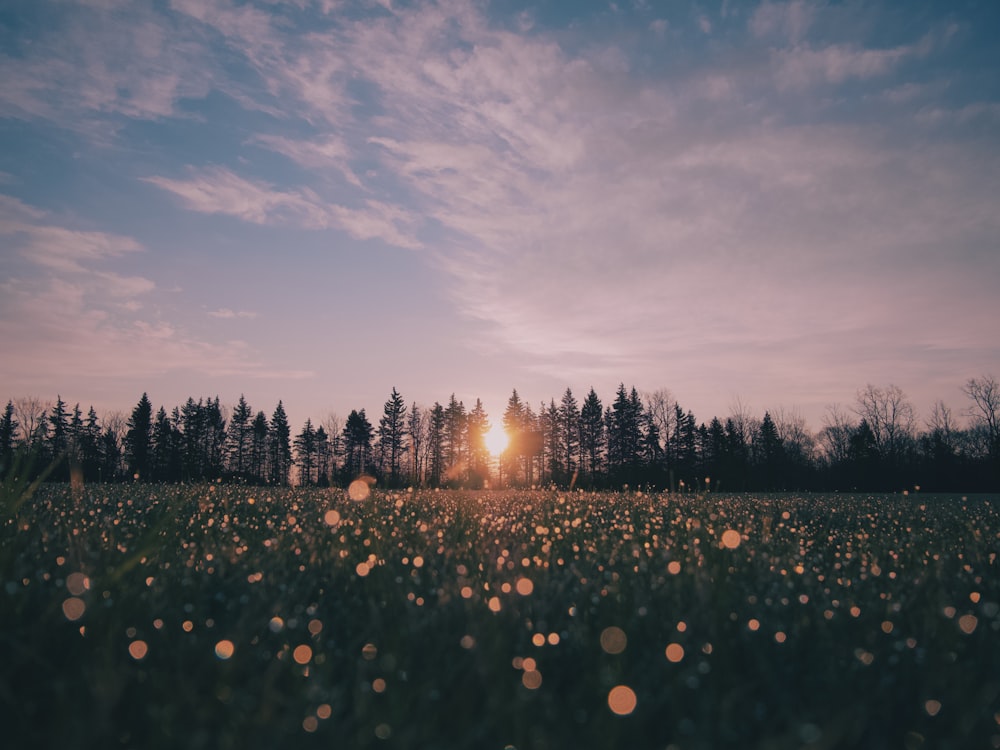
<box><xmin>250</xmin><ymin>411</ymin><xmax>269</xmax><ymax>483</ymax></box>
<box><xmin>226</xmin><ymin>395</ymin><xmax>253</xmax><ymax>478</ymax></box>
<box><xmin>342</xmin><ymin>409</ymin><xmax>374</xmax><ymax>480</ymax></box>
<box><xmin>4</xmin><ymin>376</ymin><xmax>1000</xmax><ymax>491</ymax></box>
<box><xmin>377</xmin><ymin>387</ymin><xmax>407</xmax><ymax>487</ymax></box>
<box><xmin>124</xmin><ymin>393</ymin><xmax>153</xmax><ymax>481</ymax></box>
<box><xmin>558</xmin><ymin>388</ymin><xmax>580</xmax><ymax>486</ymax></box>
<box><xmin>294</xmin><ymin>419</ymin><xmax>317</xmax><ymax>485</ymax></box>
<box><xmin>268</xmin><ymin>401</ymin><xmax>292</xmax><ymax>486</ymax></box>
<box><xmin>963</xmin><ymin>375</ymin><xmax>999</xmax><ymax>484</ymax></box>
<box><xmin>754</xmin><ymin>411</ymin><xmax>784</xmax><ymax>490</ymax></box>
<box><xmin>407</xmin><ymin>402</ymin><xmax>425</xmax><ymax>486</ymax></box>
<box><xmin>0</xmin><ymin>401</ymin><xmax>18</xmax><ymax>476</ymax></box>
<box><xmin>443</xmin><ymin>395</ymin><xmax>466</xmax><ymax>485</ymax></box>
<box><xmin>466</xmin><ymin>399</ymin><xmax>490</xmax><ymax>488</ymax></box>
<box><xmin>579</xmin><ymin>388</ymin><xmax>605</xmax><ymax>488</ymax></box>
<box><xmin>428</xmin><ymin>402</ymin><xmax>445</xmax><ymax>487</ymax></box>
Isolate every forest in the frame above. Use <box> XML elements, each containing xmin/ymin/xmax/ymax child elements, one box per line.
<box><xmin>1</xmin><ymin>377</ymin><xmax>997</xmax><ymax>492</ymax></box>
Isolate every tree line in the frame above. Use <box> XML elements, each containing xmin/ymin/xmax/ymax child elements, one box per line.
<box><xmin>1</xmin><ymin>376</ymin><xmax>997</xmax><ymax>492</ymax></box>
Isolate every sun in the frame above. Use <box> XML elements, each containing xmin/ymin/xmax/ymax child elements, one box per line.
<box><xmin>484</xmin><ymin>424</ymin><xmax>509</xmax><ymax>456</ymax></box>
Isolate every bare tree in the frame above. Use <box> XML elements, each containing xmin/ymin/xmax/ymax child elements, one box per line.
<box><xmin>771</xmin><ymin>406</ymin><xmax>816</xmax><ymax>462</ymax></box>
<box><xmin>322</xmin><ymin>412</ymin><xmax>343</xmax><ymax>478</ymax></box>
<box><xmin>643</xmin><ymin>388</ymin><xmax>675</xmax><ymax>456</ymax></box>
<box><xmin>728</xmin><ymin>396</ymin><xmax>759</xmax><ymax>448</ymax></box>
<box><xmin>14</xmin><ymin>396</ymin><xmax>51</xmax><ymax>447</ymax></box>
<box><xmin>102</xmin><ymin>410</ymin><xmax>126</xmax><ymax>447</ymax></box>
<box><xmin>963</xmin><ymin>375</ymin><xmax>999</xmax><ymax>459</ymax></box>
<box><xmin>926</xmin><ymin>400</ymin><xmax>956</xmax><ymax>437</ymax></box>
<box><xmin>819</xmin><ymin>404</ymin><xmax>855</xmax><ymax>465</ymax></box>
<box><xmin>853</xmin><ymin>384</ymin><xmax>915</xmax><ymax>460</ymax></box>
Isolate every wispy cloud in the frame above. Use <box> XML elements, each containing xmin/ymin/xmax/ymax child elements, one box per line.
<box><xmin>209</xmin><ymin>308</ymin><xmax>259</xmax><ymax>319</ymax></box>
<box><xmin>0</xmin><ymin>196</ymin><xmax>145</xmax><ymax>275</ymax></box>
<box><xmin>0</xmin><ymin>195</ymin><xmax>313</xmax><ymax>391</ymax></box>
<box><xmin>143</xmin><ymin>166</ymin><xmax>326</xmax><ymax>226</ymax></box>
<box><xmin>771</xmin><ymin>41</ymin><xmax>928</xmax><ymax>90</ymax></box>
<box><xmin>0</xmin><ymin>1</ymin><xmax>214</xmax><ymax>126</ymax></box>
<box><xmin>144</xmin><ymin>166</ymin><xmax>422</xmax><ymax>247</ymax></box>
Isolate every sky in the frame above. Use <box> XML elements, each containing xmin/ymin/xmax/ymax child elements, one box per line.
<box><xmin>1</xmin><ymin>0</ymin><xmax>998</xmax><ymax>436</ymax></box>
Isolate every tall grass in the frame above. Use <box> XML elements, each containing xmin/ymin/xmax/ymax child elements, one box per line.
<box><xmin>1</xmin><ymin>486</ymin><xmax>997</xmax><ymax>749</ymax></box>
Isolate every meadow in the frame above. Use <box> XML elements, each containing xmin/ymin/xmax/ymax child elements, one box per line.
<box><xmin>2</xmin><ymin>481</ymin><xmax>998</xmax><ymax>749</ymax></box>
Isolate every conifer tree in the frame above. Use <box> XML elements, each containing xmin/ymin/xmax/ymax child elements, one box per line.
<box><xmin>48</xmin><ymin>395</ymin><xmax>69</xmax><ymax>463</ymax></box>
<box><xmin>443</xmin><ymin>394</ymin><xmax>466</xmax><ymax>483</ymax></box>
<box><xmin>124</xmin><ymin>393</ymin><xmax>153</xmax><ymax>480</ymax></box>
<box><xmin>407</xmin><ymin>402</ymin><xmax>424</xmax><ymax>486</ymax></box>
<box><xmin>579</xmin><ymin>388</ymin><xmax>605</xmax><ymax>486</ymax></box>
<box><xmin>250</xmin><ymin>411</ymin><xmax>269</xmax><ymax>483</ymax></box>
<box><xmin>342</xmin><ymin>409</ymin><xmax>374</xmax><ymax>479</ymax></box>
<box><xmin>466</xmin><ymin>399</ymin><xmax>490</xmax><ymax>487</ymax></box>
<box><xmin>294</xmin><ymin>419</ymin><xmax>317</xmax><ymax>485</ymax></box>
<box><xmin>268</xmin><ymin>401</ymin><xmax>292</xmax><ymax>485</ymax></box>
<box><xmin>0</xmin><ymin>401</ymin><xmax>18</xmax><ymax>475</ymax></box>
<box><xmin>428</xmin><ymin>402</ymin><xmax>445</xmax><ymax>487</ymax></box>
<box><xmin>226</xmin><ymin>394</ymin><xmax>253</xmax><ymax>477</ymax></box>
<box><xmin>377</xmin><ymin>387</ymin><xmax>407</xmax><ymax>486</ymax></box>
<box><xmin>558</xmin><ymin>387</ymin><xmax>581</xmax><ymax>485</ymax></box>
<box><xmin>315</xmin><ymin>426</ymin><xmax>331</xmax><ymax>486</ymax></box>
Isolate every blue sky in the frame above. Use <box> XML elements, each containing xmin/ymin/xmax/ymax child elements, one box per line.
<box><xmin>1</xmin><ymin>0</ymin><xmax>998</xmax><ymax>434</ymax></box>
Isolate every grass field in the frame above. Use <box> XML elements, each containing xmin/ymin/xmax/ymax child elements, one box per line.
<box><xmin>2</xmin><ymin>483</ymin><xmax>998</xmax><ymax>749</ymax></box>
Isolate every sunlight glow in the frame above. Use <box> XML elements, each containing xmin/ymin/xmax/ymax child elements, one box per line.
<box><xmin>484</xmin><ymin>424</ymin><xmax>509</xmax><ymax>456</ymax></box>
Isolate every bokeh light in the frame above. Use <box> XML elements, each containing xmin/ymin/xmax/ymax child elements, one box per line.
<box><xmin>608</xmin><ymin>685</ymin><xmax>637</xmax><ymax>715</ymax></box>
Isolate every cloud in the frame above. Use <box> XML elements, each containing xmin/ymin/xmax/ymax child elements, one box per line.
<box><xmin>771</xmin><ymin>41</ymin><xmax>926</xmax><ymax>90</ymax></box>
<box><xmin>0</xmin><ymin>195</ymin><xmax>311</xmax><ymax>392</ymax></box>
<box><xmin>143</xmin><ymin>166</ymin><xmax>325</xmax><ymax>225</ymax></box>
<box><xmin>0</xmin><ymin>2</ymin><xmax>215</xmax><ymax>126</ymax></box>
<box><xmin>251</xmin><ymin>133</ymin><xmax>362</xmax><ymax>186</ymax></box>
<box><xmin>0</xmin><ymin>275</ymin><xmax>311</xmax><ymax>385</ymax></box>
<box><xmin>144</xmin><ymin>165</ymin><xmax>422</xmax><ymax>247</ymax></box>
<box><xmin>282</xmin><ymin>0</ymin><xmax>996</xmax><ymax>400</ymax></box>
<box><xmin>209</xmin><ymin>308</ymin><xmax>259</xmax><ymax>319</ymax></box>
<box><xmin>0</xmin><ymin>196</ymin><xmax>145</xmax><ymax>274</ymax></box>
<box><xmin>750</xmin><ymin>0</ymin><xmax>814</xmax><ymax>43</ymax></box>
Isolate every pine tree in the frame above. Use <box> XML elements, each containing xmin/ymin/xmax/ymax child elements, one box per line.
<box><xmin>48</xmin><ymin>396</ymin><xmax>70</xmax><ymax>465</ymax></box>
<box><xmin>704</xmin><ymin>417</ymin><xmax>727</xmax><ymax>490</ymax></box>
<box><xmin>466</xmin><ymin>399</ymin><xmax>490</xmax><ymax>488</ymax></box>
<box><xmin>558</xmin><ymin>388</ymin><xmax>581</xmax><ymax>486</ymax></box>
<box><xmin>80</xmin><ymin>407</ymin><xmax>102</xmax><ymax>482</ymax></box>
<box><xmin>268</xmin><ymin>401</ymin><xmax>292</xmax><ymax>485</ymax></box>
<box><xmin>226</xmin><ymin>395</ymin><xmax>253</xmax><ymax>478</ymax></box>
<box><xmin>755</xmin><ymin>411</ymin><xmax>784</xmax><ymax>490</ymax></box>
<box><xmin>541</xmin><ymin>398</ymin><xmax>559</xmax><ymax>485</ymax></box>
<box><xmin>0</xmin><ymin>401</ymin><xmax>18</xmax><ymax>475</ymax></box>
<box><xmin>294</xmin><ymin>419</ymin><xmax>317</xmax><ymax>485</ymax></box>
<box><xmin>443</xmin><ymin>395</ymin><xmax>466</xmax><ymax>483</ymax></box>
<box><xmin>151</xmin><ymin>407</ymin><xmax>173</xmax><ymax>482</ymax></box>
<box><xmin>204</xmin><ymin>397</ymin><xmax>227</xmax><ymax>479</ymax></box>
<box><xmin>68</xmin><ymin>403</ymin><xmax>84</xmax><ymax>466</ymax></box>
<box><xmin>377</xmin><ymin>387</ymin><xmax>407</xmax><ymax>486</ymax></box>
<box><xmin>428</xmin><ymin>402</ymin><xmax>445</xmax><ymax>487</ymax></box>
<box><xmin>608</xmin><ymin>384</ymin><xmax>643</xmax><ymax>482</ymax></box>
<box><xmin>342</xmin><ymin>409</ymin><xmax>374</xmax><ymax>479</ymax></box>
<box><xmin>579</xmin><ymin>388</ymin><xmax>605</xmax><ymax>487</ymax></box>
<box><xmin>250</xmin><ymin>411</ymin><xmax>269</xmax><ymax>483</ymax></box>
<box><xmin>407</xmin><ymin>403</ymin><xmax>424</xmax><ymax>486</ymax></box>
<box><xmin>180</xmin><ymin>398</ymin><xmax>204</xmax><ymax>480</ymax></box>
<box><xmin>124</xmin><ymin>393</ymin><xmax>153</xmax><ymax>481</ymax></box>
<box><xmin>315</xmin><ymin>426</ymin><xmax>331</xmax><ymax>486</ymax></box>
<box><xmin>101</xmin><ymin>426</ymin><xmax>122</xmax><ymax>481</ymax></box>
